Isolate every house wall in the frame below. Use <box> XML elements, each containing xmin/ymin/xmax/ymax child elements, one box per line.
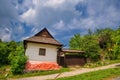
<box><xmin>25</xmin><ymin>42</ymin><xmax>59</xmax><ymax>62</ymax></box>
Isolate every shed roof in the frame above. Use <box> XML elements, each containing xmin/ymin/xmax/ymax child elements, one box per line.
<box><xmin>24</xmin><ymin>28</ymin><xmax>62</xmax><ymax>46</ymax></box>
<box><xmin>62</xmin><ymin>48</ymin><xmax>85</xmax><ymax>53</ymax></box>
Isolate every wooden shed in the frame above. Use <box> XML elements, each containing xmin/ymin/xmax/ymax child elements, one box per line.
<box><xmin>57</xmin><ymin>48</ymin><xmax>86</xmax><ymax>67</ymax></box>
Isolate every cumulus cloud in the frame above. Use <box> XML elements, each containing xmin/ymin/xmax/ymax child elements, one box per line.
<box><xmin>44</xmin><ymin>0</ymin><xmax>65</xmax><ymax>8</ymax></box>
<box><xmin>21</xmin><ymin>0</ymin><xmax>120</xmax><ymax>33</ymax></box>
<box><xmin>0</xmin><ymin>0</ymin><xmax>120</xmax><ymax>43</ymax></box>
<box><xmin>20</xmin><ymin>8</ymin><xmax>36</xmax><ymax>23</ymax></box>
<box><xmin>0</xmin><ymin>0</ymin><xmax>33</xmax><ymax>41</ymax></box>
<box><xmin>0</xmin><ymin>0</ymin><xmax>18</xmax><ymax>41</ymax></box>
<box><xmin>20</xmin><ymin>0</ymin><xmax>82</xmax><ymax>27</ymax></box>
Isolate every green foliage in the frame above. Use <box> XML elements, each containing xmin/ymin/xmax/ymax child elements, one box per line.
<box><xmin>10</xmin><ymin>46</ymin><xmax>27</xmax><ymax>74</ymax></box>
<box><xmin>0</xmin><ymin>41</ymin><xmax>18</xmax><ymax>65</ymax></box>
<box><xmin>98</xmin><ymin>29</ymin><xmax>113</xmax><ymax>49</ymax></box>
<box><xmin>69</xmin><ymin>30</ymin><xmax>100</xmax><ymax>62</ymax></box>
<box><xmin>110</xmin><ymin>27</ymin><xmax>120</xmax><ymax>60</ymax></box>
<box><xmin>82</xmin><ymin>35</ymin><xmax>100</xmax><ymax>60</ymax></box>
<box><xmin>69</xmin><ymin>27</ymin><xmax>120</xmax><ymax>62</ymax></box>
<box><xmin>112</xmin><ymin>45</ymin><xmax>120</xmax><ymax>59</ymax></box>
<box><xmin>0</xmin><ymin>41</ymin><xmax>8</xmax><ymax>65</ymax></box>
<box><xmin>0</xmin><ymin>40</ymin><xmax>27</xmax><ymax>74</ymax></box>
<box><xmin>96</xmin><ymin>28</ymin><xmax>114</xmax><ymax>61</ymax></box>
<box><xmin>10</xmin><ymin>55</ymin><xmax>27</xmax><ymax>74</ymax></box>
<box><xmin>69</xmin><ymin>34</ymin><xmax>84</xmax><ymax>50</ymax></box>
<box><xmin>8</xmin><ymin>45</ymin><xmax>24</xmax><ymax>62</ymax></box>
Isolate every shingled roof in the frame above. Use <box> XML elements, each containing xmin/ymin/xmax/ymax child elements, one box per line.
<box><xmin>24</xmin><ymin>28</ymin><xmax>63</xmax><ymax>46</ymax></box>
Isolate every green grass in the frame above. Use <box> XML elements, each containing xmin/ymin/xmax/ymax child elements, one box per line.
<box><xmin>84</xmin><ymin>59</ymin><xmax>120</xmax><ymax>68</ymax></box>
<box><xmin>0</xmin><ymin>65</ymin><xmax>10</xmax><ymax>79</ymax></box>
<box><xmin>0</xmin><ymin>65</ymin><xmax>70</xmax><ymax>79</ymax></box>
<box><xmin>57</xmin><ymin>67</ymin><xmax>120</xmax><ymax>80</ymax></box>
<box><xmin>8</xmin><ymin>68</ymin><xmax>70</xmax><ymax>78</ymax></box>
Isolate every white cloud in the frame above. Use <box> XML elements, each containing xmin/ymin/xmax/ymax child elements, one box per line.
<box><xmin>20</xmin><ymin>8</ymin><xmax>36</xmax><ymax>24</ymax></box>
<box><xmin>0</xmin><ymin>0</ymin><xmax>120</xmax><ymax>42</ymax></box>
<box><xmin>21</xmin><ymin>36</ymin><xmax>29</xmax><ymax>41</ymax></box>
<box><xmin>2</xmin><ymin>34</ymin><xmax>11</xmax><ymax>41</ymax></box>
<box><xmin>0</xmin><ymin>27</ymin><xmax>12</xmax><ymax>41</ymax></box>
<box><xmin>18</xmin><ymin>0</ymin><xmax>120</xmax><ymax>39</ymax></box>
<box><xmin>44</xmin><ymin>0</ymin><xmax>65</xmax><ymax>8</ymax></box>
<box><xmin>53</xmin><ymin>20</ymin><xmax>65</xmax><ymax>29</ymax></box>
<box><xmin>20</xmin><ymin>0</ymin><xmax>83</xmax><ymax>27</ymax></box>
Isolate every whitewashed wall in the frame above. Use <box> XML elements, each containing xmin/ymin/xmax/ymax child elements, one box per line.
<box><xmin>25</xmin><ymin>42</ymin><xmax>59</xmax><ymax>62</ymax></box>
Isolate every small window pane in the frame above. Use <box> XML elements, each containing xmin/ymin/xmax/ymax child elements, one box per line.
<box><xmin>39</xmin><ymin>48</ymin><xmax>46</xmax><ymax>56</ymax></box>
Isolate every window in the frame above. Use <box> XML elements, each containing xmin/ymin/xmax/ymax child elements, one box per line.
<box><xmin>39</xmin><ymin>48</ymin><xmax>46</xmax><ymax>56</ymax></box>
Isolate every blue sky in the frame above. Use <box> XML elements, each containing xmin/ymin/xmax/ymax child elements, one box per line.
<box><xmin>0</xmin><ymin>0</ymin><xmax>120</xmax><ymax>46</ymax></box>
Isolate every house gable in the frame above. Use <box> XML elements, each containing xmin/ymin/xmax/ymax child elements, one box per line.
<box><xmin>34</xmin><ymin>28</ymin><xmax>54</xmax><ymax>38</ymax></box>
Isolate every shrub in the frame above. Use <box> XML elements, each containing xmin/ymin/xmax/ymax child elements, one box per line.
<box><xmin>10</xmin><ymin>54</ymin><xmax>27</xmax><ymax>74</ymax></box>
<box><xmin>9</xmin><ymin>46</ymin><xmax>27</xmax><ymax>74</ymax></box>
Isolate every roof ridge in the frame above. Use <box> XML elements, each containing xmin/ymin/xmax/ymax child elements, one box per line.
<box><xmin>34</xmin><ymin>28</ymin><xmax>54</xmax><ymax>38</ymax></box>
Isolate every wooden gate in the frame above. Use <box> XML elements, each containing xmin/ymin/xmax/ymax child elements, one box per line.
<box><xmin>65</xmin><ymin>55</ymin><xmax>86</xmax><ymax>66</ymax></box>
<box><xmin>57</xmin><ymin>48</ymin><xmax>86</xmax><ymax>67</ymax></box>
<box><xmin>59</xmin><ymin>55</ymin><xmax>86</xmax><ymax>67</ymax></box>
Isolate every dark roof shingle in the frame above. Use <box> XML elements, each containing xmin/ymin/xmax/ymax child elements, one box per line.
<box><xmin>24</xmin><ymin>28</ymin><xmax>62</xmax><ymax>46</ymax></box>
<box><xmin>24</xmin><ymin>36</ymin><xmax>62</xmax><ymax>46</ymax></box>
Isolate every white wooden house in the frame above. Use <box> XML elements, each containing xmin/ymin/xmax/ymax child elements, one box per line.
<box><xmin>24</xmin><ymin>28</ymin><xmax>62</xmax><ymax>63</ymax></box>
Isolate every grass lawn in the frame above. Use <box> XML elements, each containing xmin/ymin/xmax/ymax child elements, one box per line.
<box><xmin>57</xmin><ymin>67</ymin><xmax>120</xmax><ymax>80</ymax></box>
<box><xmin>0</xmin><ymin>67</ymin><xmax>70</xmax><ymax>79</ymax></box>
<box><xmin>9</xmin><ymin>68</ymin><xmax>71</xmax><ymax>78</ymax></box>
<box><xmin>84</xmin><ymin>60</ymin><xmax>120</xmax><ymax>68</ymax></box>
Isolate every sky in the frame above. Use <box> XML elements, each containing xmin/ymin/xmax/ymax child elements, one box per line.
<box><xmin>0</xmin><ymin>0</ymin><xmax>120</xmax><ymax>46</ymax></box>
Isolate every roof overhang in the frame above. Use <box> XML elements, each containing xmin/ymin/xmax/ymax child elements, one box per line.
<box><xmin>62</xmin><ymin>48</ymin><xmax>85</xmax><ymax>53</ymax></box>
<box><xmin>24</xmin><ymin>40</ymin><xmax>63</xmax><ymax>47</ymax></box>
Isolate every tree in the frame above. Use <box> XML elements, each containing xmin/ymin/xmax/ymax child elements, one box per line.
<box><xmin>0</xmin><ymin>41</ymin><xmax>8</xmax><ymax>65</ymax></box>
<box><xmin>69</xmin><ymin>30</ymin><xmax>100</xmax><ymax>62</ymax></box>
<box><xmin>0</xmin><ymin>40</ymin><xmax>27</xmax><ymax>74</ymax></box>
<box><xmin>69</xmin><ymin>34</ymin><xmax>84</xmax><ymax>50</ymax></box>
<box><xmin>82</xmin><ymin>35</ymin><xmax>100</xmax><ymax>62</ymax></box>
<box><xmin>112</xmin><ymin>27</ymin><xmax>120</xmax><ymax>59</ymax></box>
<box><xmin>96</xmin><ymin>28</ymin><xmax>114</xmax><ymax>60</ymax></box>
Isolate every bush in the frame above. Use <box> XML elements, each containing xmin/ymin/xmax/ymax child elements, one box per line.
<box><xmin>112</xmin><ymin>45</ymin><xmax>120</xmax><ymax>59</ymax></box>
<box><xmin>11</xmin><ymin>54</ymin><xmax>27</xmax><ymax>74</ymax></box>
<box><xmin>9</xmin><ymin>46</ymin><xmax>27</xmax><ymax>74</ymax></box>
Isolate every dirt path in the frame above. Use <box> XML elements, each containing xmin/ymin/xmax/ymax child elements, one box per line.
<box><xmin>18</xmin><ymin>63</ymin><xmax>120</xmax><ymax>80</ymax></box>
